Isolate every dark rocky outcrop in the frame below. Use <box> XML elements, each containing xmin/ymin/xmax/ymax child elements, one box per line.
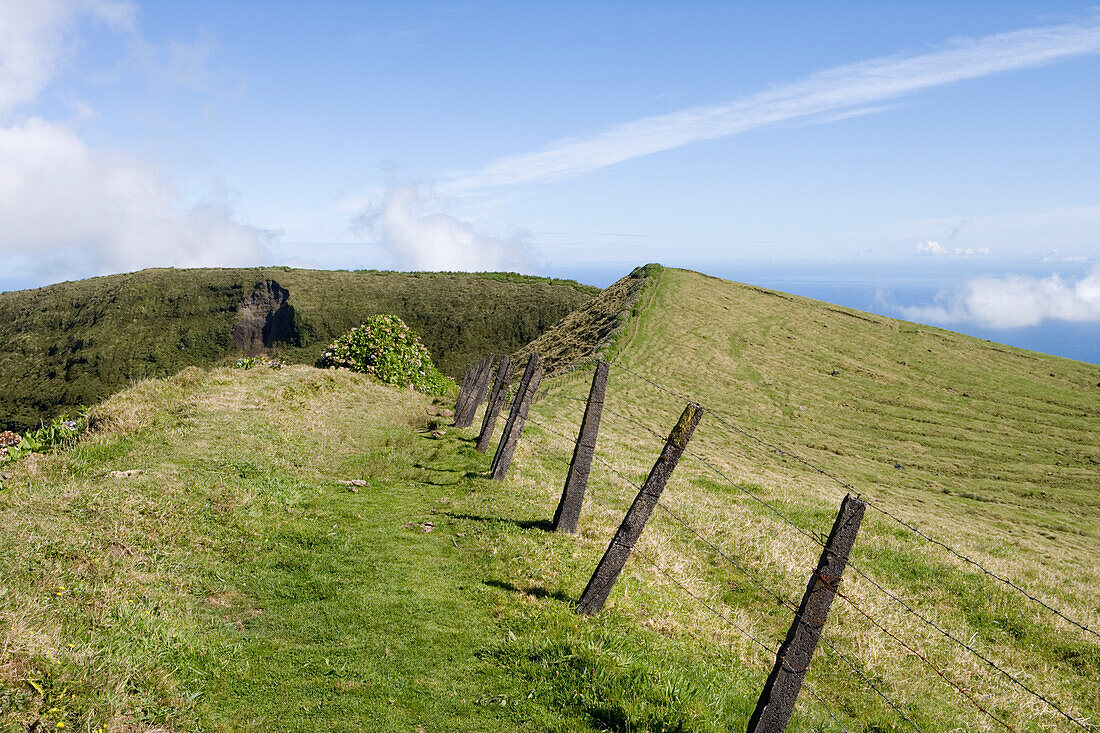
<box><xmin>232</xmin><ymin>280</ymin><xmax>300</xmax><ymax>353</ymax></box>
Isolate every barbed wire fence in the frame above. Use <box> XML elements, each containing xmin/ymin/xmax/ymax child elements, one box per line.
<box><xmin>457</xmin><ymin>355</ymin><xmax>1096</xmax><ymax>732</ymax></box>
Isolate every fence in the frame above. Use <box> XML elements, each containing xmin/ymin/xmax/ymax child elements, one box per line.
<box><xmin>452</xmin><ymin>353</ymin><xmax>1097</xmax><ymax>732</ymax></box>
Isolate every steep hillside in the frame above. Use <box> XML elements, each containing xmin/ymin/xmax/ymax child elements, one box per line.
<box><xmin>0</xmin><ymin>268</ymin><xmax>596</xmax><ymax>432</ymax></box>
<box><xmin>515</xmin><ymin>263</ymin><xmax>659</xmax><ymax>372</ymax></box>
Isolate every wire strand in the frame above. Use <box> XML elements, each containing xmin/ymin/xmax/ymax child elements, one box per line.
<box><xmin>642</xmin><ymin>557</ymin><xmax>855</xmax><ymax>733</ymax></box>
<box><xmin>607</xmin><ymin>360</ymin><xmax>1100</xmax><ymax>644</ymax></box>
<box><xmin>525</xmin><ymin>395</ymin><xmax>1090</xmax><ymax>731</ymax></box>
<box><xmin>527</xmin><ymin>408</ymin><xmax>921</xmax><ymax>733</ymax></box>
<box><xmin>819</xmin><ymin>572</ymin><xmax>1019</xmax><ymax>733</ymax></box>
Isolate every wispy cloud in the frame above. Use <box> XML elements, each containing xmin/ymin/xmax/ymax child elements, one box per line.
<box><xmin>0</xmin><ymin>0</ymin><xmax>136</xmax><ymax>118</ymax></box>
<box><xmin>443</xmin><ymin>14</ymin><xmax>1100</xmax><ymax>193</ymax></box>
<box><xmin>903</xmin><ymin>265</ymin><xmax>1100</xmax><ymax>328</ymax></box>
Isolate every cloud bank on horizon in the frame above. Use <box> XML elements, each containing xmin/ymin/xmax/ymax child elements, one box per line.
<box><xmin>903</xmin><ymin>265</ymin><xmax>1100</xmax><ymax>329</ymax></box>
<box><xmin>357</xmin><ymin>187</ymin><xmax>533</xmax><ymax>272</ymax></box>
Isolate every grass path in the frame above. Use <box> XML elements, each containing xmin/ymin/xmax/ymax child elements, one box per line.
<box><xmin>196</xmin><ymin>439</ymin><xmax>519</xmax><ymax>731</ymax></box>
<box><xmin>1</xmin><ymin>367</ymin><xmax>530</xmax><ymax>731</ymax></box>
<box><xmin>4</xmin><ymin>365</ymin><xmax>779</xmax><ymax>732</ymax></box>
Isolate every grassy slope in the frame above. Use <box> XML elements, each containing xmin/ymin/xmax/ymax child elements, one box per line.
<box><xmin>1</xmin><ymin>267</ymin><xmax>1097</xmax><ymax>732</ymax></box>
<box><xmin>0</xmin><ymin>268</ymin><xmax>596</xmax><ymax>432</ymax></box>
<box><xmin>518</xmin><ymin>266</ymin><xmax>1100</xmax><ymax>731</ymax></box>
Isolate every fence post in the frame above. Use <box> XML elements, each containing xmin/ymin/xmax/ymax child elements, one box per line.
<box><xmin>453</xmin><ymin>363</ymin><xmax>476</xmax><ymax>425</ymax></box>
<box><xmin>576</xmin><ymin>402</ymin><xmax>704</xmax><ymax>615</ymax></box>
<box><xmin>551</xmin><ymin>360</ymin><xmax>610</xmax><ymax>533</ymax></box>
<box><xmin>457</xmin><ymin>355</ymin><xmax>494</xmax><ymax>428</ymax></box>
<box><xmin>746</xmin><ymin>493</ymin><xmax>865</xmax><ymax>733</ymax></box>
<box><xmin>490</xmin><ymin>353</ymin><xmax>543</xmax><ymax>480</ymax></box>
<box><xmin>476</xmin><ymin>356</ymin><xmax>515</xmax><ymax>452</ymax></box>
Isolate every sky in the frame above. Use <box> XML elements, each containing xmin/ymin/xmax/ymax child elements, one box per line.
<box><xmin>1</xmin><ymin>1</ymin><xmax>1098</xmax><ymax>360</ymax></box>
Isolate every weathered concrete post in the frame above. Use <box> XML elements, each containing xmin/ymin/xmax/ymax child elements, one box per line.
<box><xmin>453</xmin><ymin>363</ymin><xmax>476</xmax><ymax>426</ymax></box>
<box><xmin>551</xmin><ymin>360</ymin><xmax>610</xmax><ymax>533</ymax></box>
<box><xmin>476</xmin><ymin>356</ymin><xmax>515</xmax><ymax>453</ymax></box>
<box><xmin>456</xmin><ymin>355</ymin><xmax>495</xmax><ymax>428</ymax></box>
<box><xmin>576</xmin><ymin>402</ymin><xmax>704</xmax><ymax>614</ymax></box>
<box><xmin>746</xmin><ymin>493</ymin><xmax>865</xmax><ymax>733</ymax></box>
<box><xmin>490</xmin><ymin>353</ymin><xmax>543</xmax><ymax>480</ymax></box>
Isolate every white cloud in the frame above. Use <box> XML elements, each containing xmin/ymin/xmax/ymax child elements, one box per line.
<box><xmin>903</xmin><ymin>265</ymin><xmax>1100</xmax><ymax>328</ymax></box>
<box><xmin>0</xmin><ymin>0</ymin><xmax>136</xmax><ymax>117</ymax></box>
<box><xmin>0</xmin><ymin>117</ymin><xmax>267</xmax><ymax>279</ymax></box>
<box><xmin>357</xmin><ymin>186</ymin><xmax>533</xmax><ymax>272</ymax></box>
<box><xmin>444</xmin><ymin>14</ymin><xmax>1100</xmax><ymax>192</ymax></box>
<box><xmin>0</xmin><ymin>1</ymin><xmax>270</xmax><ymax>284</ymax></box>
<box><xmin>916</xmin><ymin>241</ymin><xmax>991</xmax><ymax>256</ymax></box>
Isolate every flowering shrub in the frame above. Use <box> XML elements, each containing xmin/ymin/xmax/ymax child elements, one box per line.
<box><xmin>317</xmin><ymin>315</ymin><xmax>454</xmax><ymax>395</ymax></box>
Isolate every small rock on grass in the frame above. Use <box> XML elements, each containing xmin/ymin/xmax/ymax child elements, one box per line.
<box><xmin>403</xmin><ymin>521</ymin><xmax>435</xmax><ymax>533</ymax></box>
<box><xmin>110</xmin><ymin>469</ymin><xmax>144</xmax><ymax>478</ymax></box>
<box><xmin>430</xmin><ymin>430</ymin><xmax>446</xmax><ymax>439</ymax></box>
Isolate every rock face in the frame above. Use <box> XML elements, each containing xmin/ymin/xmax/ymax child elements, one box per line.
<box><xmin>232</xmin><ymin>280</ymin><xmax>299</xmax><ymax>353</ymax></box>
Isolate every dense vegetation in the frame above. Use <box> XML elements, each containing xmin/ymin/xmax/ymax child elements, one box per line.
<box><xmin>0</xmin><ymin>267</ymin><xmax>596</xmax><ymax>432</ymax></box>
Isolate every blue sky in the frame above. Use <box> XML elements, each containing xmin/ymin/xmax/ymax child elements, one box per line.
<box><xmin>1</xmin><ymin>1</ymin><xmax>1099</xmax><ymax>358</ymax></box>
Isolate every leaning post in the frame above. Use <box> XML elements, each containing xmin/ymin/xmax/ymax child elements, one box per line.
<box><xmin>453</xmin><ymin>363</ymin><xmax>476</xmax><ymax>426</ymax></box>
<box><xmin>490</xmin><ymin>354</ymin><xmax>543</xmax><ymax>480</ymax></box>
<box><xmin>476</xmin><ymin>356</ymin><xmax>515</xmax><ymax>452</ymax></box>
<box><xmin>457</xmin><ymin>355</ymin><xmax>494</xmax><ymax>428</ymax></box>
<box><xmin>551</xmin><ymin>360</ymin><xmax>610</xmax><ymax>533</ymax></box>
<box><xmin>575</xmin><ymin>402</ymin><xmax>704</xmax><ymax>614</ymax></box>
<box><xmin>746</xmin><ymin>493</ymin><xmax>866</xmax><ymax>733</ymax></box>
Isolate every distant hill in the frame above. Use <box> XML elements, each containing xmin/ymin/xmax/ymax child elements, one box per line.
<box><xmin>0</xmin><ymin>267</ymin><xmax>597</xmax><ymax>431</ymax></box>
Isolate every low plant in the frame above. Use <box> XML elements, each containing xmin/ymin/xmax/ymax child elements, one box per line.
<box><xmin>317</xmin><ymin>315</ymin><xmax>454</xmax><ymax>395</ymax></box>
<box><xmin>233</xmin><ymin>357</ymin><xmax>285</xmax><ymax>370</ymax></box>
<box><xmin>0</xmin><ymin>409</ymin><xmax>89</xmax><ymax>465</ymax></box>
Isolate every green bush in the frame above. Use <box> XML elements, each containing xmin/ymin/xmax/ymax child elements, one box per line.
<box><xmin>317</xmin><ymin>316</ymin><xmax>454</xmax><ymax>395</ymax></box>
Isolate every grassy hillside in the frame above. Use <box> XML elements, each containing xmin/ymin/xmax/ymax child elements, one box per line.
<box><xmin>0</xmin><ymin>266</ymin><xmax>1096</xmax><ymax>731</ymax></box>
<box><xmin>520</xmin><ymin>266</ymin><xmax>1100</xmax><ymax>730</ymax></box>
<box><xmin>0</xmin><ymin>268</ymin><xmax>597</xmax><ymax>433</ymax></box>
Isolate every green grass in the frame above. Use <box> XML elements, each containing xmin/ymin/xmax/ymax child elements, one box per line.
<box><xmin>1</xmin><ymin>365</ymin><xmax>809</xmax><ymax>732</ymax></box>
<box><xmin>0</xmin><ymin>267</ymin><xmax>597</xmax><ymax>432</ymax></box>
<box><xmin>1</xmin><ymin>265</ymin><xmax>1097</xmax><ymax>732</ymax></box>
